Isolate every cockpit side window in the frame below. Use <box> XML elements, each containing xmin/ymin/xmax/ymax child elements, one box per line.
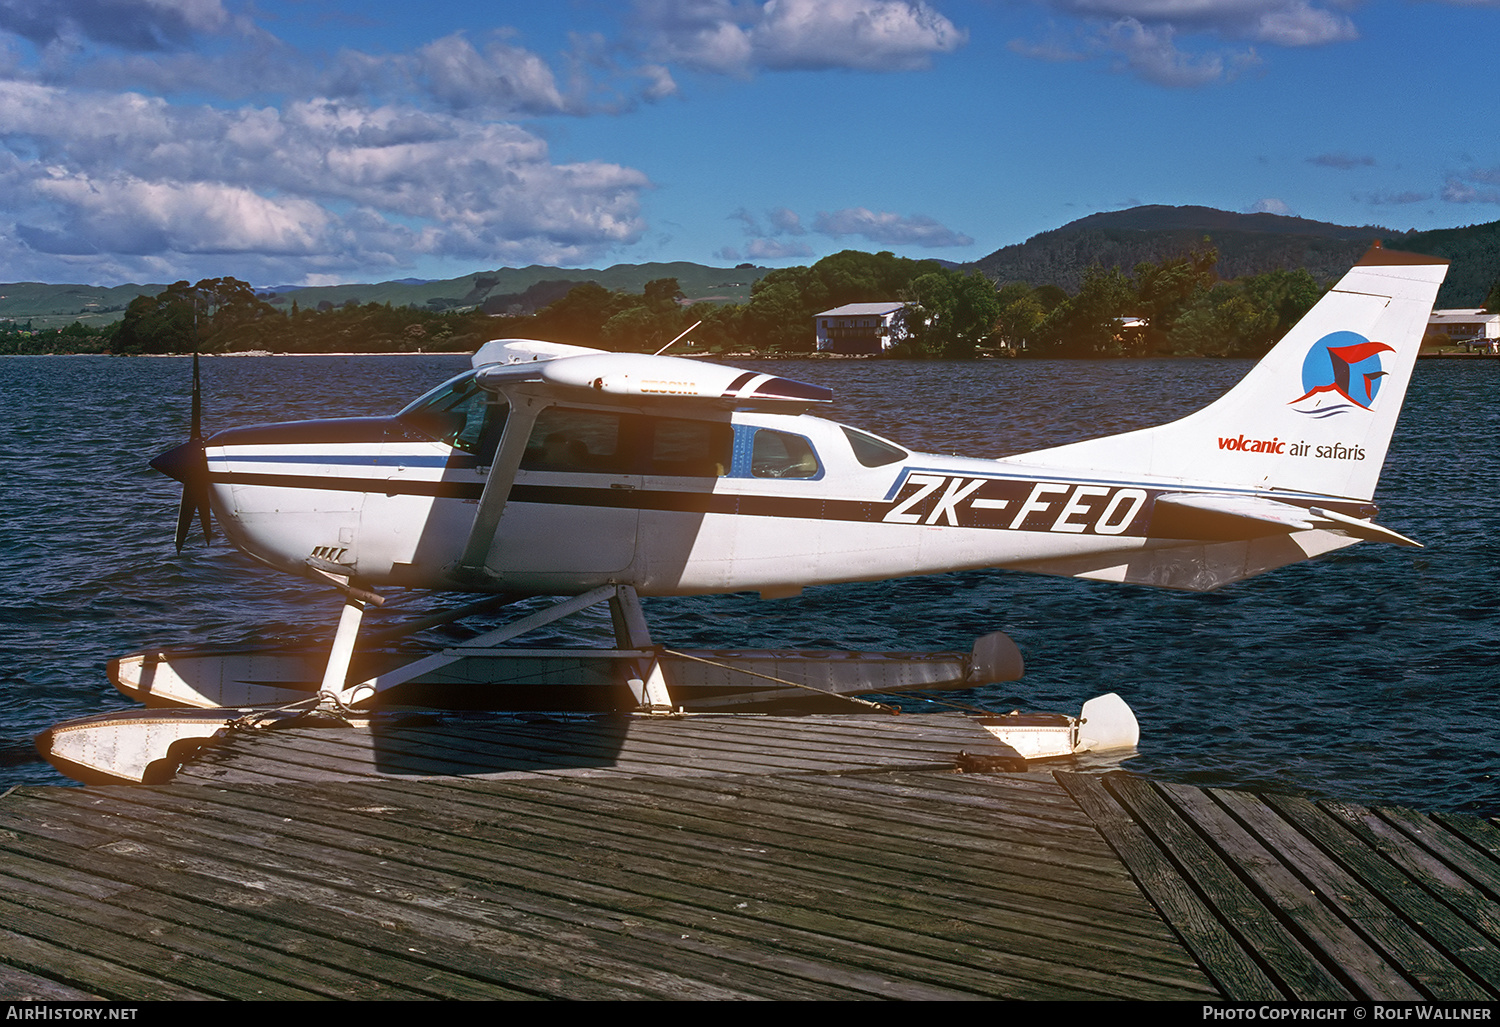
<box><xmin>521</xmin><ymin>407</ymin><xmax>633</xmax><ymax>474</ymax></box>
<box><xmin>751</xmin><ymin>429</ymin><xmax>821</xmax><ymax>479</ymax></box>
<box><xmin>842</xmin><ymin>426</ymin><xmax>907</xmax><ymax>468</ymax></box>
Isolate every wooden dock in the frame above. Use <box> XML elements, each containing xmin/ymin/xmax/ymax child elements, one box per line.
<box><xmin>2</xmin><ymin>712</ymin><xmax>1499</xmax><ymax>1000</ymax></box>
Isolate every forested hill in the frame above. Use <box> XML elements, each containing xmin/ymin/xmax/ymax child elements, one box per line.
<box><xmin>970</xmin><ymin>205</ymin><xmax>1500</xmax><ymax>307</ymax></box>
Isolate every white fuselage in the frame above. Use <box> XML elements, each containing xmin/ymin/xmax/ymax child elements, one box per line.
<box><xmin>203</xmin><ymin>382</ymin><xmax>1359</xmax><ymax>598</ymax></box>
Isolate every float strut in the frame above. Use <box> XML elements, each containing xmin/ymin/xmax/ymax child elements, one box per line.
<box><xmin>318</xmin><ymin>595</ymin><xmax>369</xmax><ymax>702</ymax></box>
<box><xmin>609</xmin><ymin>584</ymin><xmax>674</xmax><ymax>712</ymax></box>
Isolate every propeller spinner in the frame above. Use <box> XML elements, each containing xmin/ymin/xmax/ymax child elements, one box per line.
<box><xmin>149</xmin><ymin>353</ymin><xmax>213</xmax><ymax>552</ymax></box>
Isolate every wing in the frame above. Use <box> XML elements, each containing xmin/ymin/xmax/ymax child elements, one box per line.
<box><xmin>472</xmin><ymin>340</ymin><xmax>832</xmax><ymax>411</ymax></box>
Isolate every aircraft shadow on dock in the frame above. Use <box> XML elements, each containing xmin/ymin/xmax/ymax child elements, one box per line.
<box><xmin>354</xmin><ymin>713</ymin><xmax>636</xmax><ymax>779</ymax></box>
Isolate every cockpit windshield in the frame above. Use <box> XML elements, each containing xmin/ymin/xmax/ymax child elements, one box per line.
<box><xmin>397</xmin><ymin>371</ymin><xmax>506</xmax><ymax>457</ymax></box>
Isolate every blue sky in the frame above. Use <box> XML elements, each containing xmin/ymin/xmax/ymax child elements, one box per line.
<box><xmin>2</xmin><ymin>0</ymin><xmax>1497</xmax><ymax>287</ymax></box>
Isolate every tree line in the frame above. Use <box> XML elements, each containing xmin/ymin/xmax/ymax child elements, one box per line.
<box><xmin>486</xmin><ymin>245</ymin><xmax>1327</xmax><ymax>359</ymax></box>
<box><xmin>6</xmin><ymin>245</ymin><xmax>1339</xmax><ymax>358</ymax></box>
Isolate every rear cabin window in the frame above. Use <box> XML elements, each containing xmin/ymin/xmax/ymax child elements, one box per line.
<box><xmin>842</xmin><ymin>426</ymin><xmax>906</xmax><ymax>468</ymax></box>
<box><xmin>751</xmin><ymin>429</ymin><xmax>820</xmax><ymax>479</ymax></box>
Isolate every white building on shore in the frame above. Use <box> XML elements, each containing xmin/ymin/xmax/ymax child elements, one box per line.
<box><xmin>1427</xmin><ymin>308</ymin><xmax>1500</xmax><ymax>352</ymax></box>
<box><xmin>815</xmin><ymin>302</ymin><xmax>908</xmax><ymax>354</ymax></box>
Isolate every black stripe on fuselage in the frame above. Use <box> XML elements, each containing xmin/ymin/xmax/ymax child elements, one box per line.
<box><xmin>209</xmin><ymin>470</ymin><xmax>882</xmax><ymax>520</ymax></box>
<box><xmin>209</xmin><ymin>469</ymin><xmax>1375</xmax><ymax>536</ymax></box>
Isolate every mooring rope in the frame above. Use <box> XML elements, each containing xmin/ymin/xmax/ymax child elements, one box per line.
<box><xmin>658</xmin><ymin>648</ymin><xmax>900</xmax><ymax>714</ymax></box>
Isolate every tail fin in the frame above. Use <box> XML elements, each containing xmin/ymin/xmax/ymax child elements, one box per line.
<box><xmin>1010</xmin><ymin>245</ymin><xmax>1449</xmax><ymax>503</ymax></box>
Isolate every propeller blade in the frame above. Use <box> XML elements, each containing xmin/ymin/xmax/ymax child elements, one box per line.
<box><xmin>152</xmin><ymin>353</ymin><xmax>214</xmax><ymax>552</ymax></box>
<box><xmin>190</xmin><ymin>351</ymin><xmax>202</xmax><ymax>443</ymax></box>
<box><xmin>173</xmin><ymin>483</ymin><xmax>197</xmax><ymax>553</ymax></box>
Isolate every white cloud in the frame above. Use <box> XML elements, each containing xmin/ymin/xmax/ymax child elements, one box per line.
<box><xmin>1249</xmin><ymin>2</ymin><xmax>1357</xmax><ymax>46</ymax></box>
<box><xmin>1354</xmin><ymin>190</ymin><xmax>1430</xmax><ymax>206</ymax></box>
<box><xmin>1097</xmin><ymin>18</ymin><xmax>1240</xmax><ymax>86</ymax></box>
<box><xmin>1046</xmin><ymin>0</ymin><xmax>1356</xmax><ymax>45</ymax></box>
<box><xmin>766</xmin><ymin>206</ymin><xmax>805</xmax><ymax>235</ymax></box>
<box><xmin>632</xmin><ymin>0</ymin><xmax>965</xmax><ymax>75</ymax></box>
<box><xmin>29</xmin><ymin>173</ymin><xmax>329</xmax><ymax>254</ymax></box>
<box><xmin>411</xmin><ymin>32</ymin><xmax>572</xmax><ymax>115</ymax></box>
<box><xmin>1247</xmin><ymin>197</ymin><xmax>1293</xmax><ymax>215</ymax></box>
<box><xmin>0</xmin><ymin>0</ymin><xmax>238</xmax><ymax>51</ymax></box>
<box><xmin>813</xmin><ymin>206</ymin><xmax>973</xmax><ymax>247</ymax></box>
<box><xmin>0</xmin><ymin>81</ymin><xmax>652</xmax><ymax>280</ymax></box>
<box><xmin>746</xmin><ymin>237</ymin><xmax>814</xmax><ymax>258</ymax></box>
<box><xmin>1442</xmin><ymin>177</ymin><xmax>1500</xmax><ymax>205</ymax></box>
<box><xmin>732</xmin><ymin>205</ymin><xmax>806</xmax><ymax>238</ymax></box>
<box><xmin>751</xmin><ymin>0</ymin><xmax>967</xmax><ymax>71</ymax></box>
<box><xmin>1012</xmin><ymin>0</ymin><xmax>1355</xmax><ymax>85</ymax></box>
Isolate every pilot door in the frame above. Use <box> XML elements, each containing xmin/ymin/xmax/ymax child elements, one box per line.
<box><xmin>491</xmin><ymin>405</ymin><xmax>641</xmax><ymax>574</ymax></box>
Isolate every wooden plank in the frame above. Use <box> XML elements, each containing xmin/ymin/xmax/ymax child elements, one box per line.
<box><xmin>172</xmin><ymin>710</ymin><xmax>1033</xmax><ymax>787</ymax></box>
<box><xmin>0</xmin><ymin>961</ymin><xmax>102</xmax><ymax>1002</ymax></box>
<box><xmin>368</xmin><ymin>774</ymin><xmax>1210</xmax><ymax>993</ymax></box>
<box><xmin>1160</xmin><ymin>783</ymin><xmax>1422</xmax><ymax>1000</ymax></box>
<box><xmin>419</xmin><ymin>712</ymin><xmax>1012</xmax><ymax>770</ymax></box>
<box><xmin>1211</xmin><ymin>788</ymin><xmax>1491</xmax><ymax>1000</ymax></box>
<box><xmin>1106</xmin><ymin>773</ymin><xmax>1357</xmax><ymax>999</ymax></box>
<box><xmin>0</xmin><ymin>796</ymin><xmax>544</xmax><ymax>1000</ymax></box>
<box><xmin>730</xmin><ymin>771</ymin><xmax>1114</xmax><ymax>851</ymax></box>
<box><xmin>1436</xmin><ymin>812</ymin><xmax>1500</xmax><ymax>865</ymax></box>
<box><xmin>18</xmin><ymin>783</ymin><xmax>1005</xmax><ymax>999</ymax></box>
<box><xmin>1057</xmin><ymin>771</ymin><xmax>1283</xmax><ymax>1001</ymax></box>
<box><xmin>4</xmin><ymin>789</ymin><xmax>753</xmax><ymax>1001</ymax></box>
<box><xmin>547</xmin><ymin>770</ymin><xmax>1145</xmax><ymax>904</ymax></box>
<box><xmin>95</xmin><ymin>783</ymin><xmax>1155</xmax><ymax>999</ymax></box>
<box><xmin>0</xmin><ymin>887</ymin><xmax>328</xmax><ymax>1000</ymax></box>
<box><xmin>0</xmin><ymin>924</ymin><xmax>213</xmax><ymax>1002</ymax></box>
<box><xmin>1377</xmin><ymin>806</ymin><xmax>1500</xmax><ymax>902</ymax></box>
<box><xmin>185</xmin><ymin>720</ymin><xmax>867</xmax><ymax>784</ymax></box>
<box><xmin>1264</xmin><ymin>793</ymin><xmax>1500</xmax><ymax>997</ymax></box>
<box><xmin>115</xmin><ymin>776</ymin><xmax>1209</xmax><ymax>999</ymax></box>
<box><xmin>1323</xmin><ymin>801</ymin><xmax>1500</xmax><ymax>944</ymax></box>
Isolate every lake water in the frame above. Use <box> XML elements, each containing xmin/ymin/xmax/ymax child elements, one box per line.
<box><xmin>2</xmin><ymin>353</ymin><xmax>1497</xmax><ymax>813</ymax></box>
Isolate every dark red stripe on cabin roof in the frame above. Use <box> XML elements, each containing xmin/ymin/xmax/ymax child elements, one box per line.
<box><xmin>722</xmin><ymin>371</ymin><xmax>757</xmax><ymax>396</ymax></box>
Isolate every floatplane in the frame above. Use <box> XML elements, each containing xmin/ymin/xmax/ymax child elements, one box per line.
<box><xmin>38</xmin><ymin>244</ymin><xmax>1447</xmax><ymax>783</ymax></box>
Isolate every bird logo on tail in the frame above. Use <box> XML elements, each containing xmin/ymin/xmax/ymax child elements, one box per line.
<box><xmin>1290</xmin><ymin>331</ymin><xmax>1394</xmax><ymax>416</ymax></box>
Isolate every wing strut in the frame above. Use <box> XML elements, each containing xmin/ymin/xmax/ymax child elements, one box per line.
<box><xmin>323</xmin><ymin>585</ymin><xmax>677</xmax><ymax>713</ymax></box>
<box><xmin>455</xmin><ymin>395</ymin><xmax>543</xmax><ymax>578</ymax></box>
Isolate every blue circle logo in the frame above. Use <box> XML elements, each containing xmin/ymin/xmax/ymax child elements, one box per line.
<box><xmin>1294</xmin><ymin>331</ymin><xmax>1393</xmax><ymax>410</ymax></box>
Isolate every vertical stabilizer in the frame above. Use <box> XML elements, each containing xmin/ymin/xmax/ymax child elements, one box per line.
<box><xmin>1004</xmin><ymin>246</ymin><xmax>1449</xmax><ymax>502</ymax></box>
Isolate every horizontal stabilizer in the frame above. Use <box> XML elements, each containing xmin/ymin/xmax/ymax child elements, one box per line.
<box><xmin>1308</xmin><ymin>505</ymin><xmax>1422</xmax><ymax>547</ymax></box>
<box><xmin>1152</xmin><ymin>493</ymin><xmax>1420</xmax><ymax>547</ymax></box>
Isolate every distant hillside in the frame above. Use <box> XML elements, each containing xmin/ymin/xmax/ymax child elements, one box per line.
<box><xmin>9</xmin><ymin>207</ymin><xmax>1498</xmax><ymax>331</ymax></box>
<box><xmin>0</xmin><ymin>281</ymin><xmax>167</xmax><ymax>330</ymax></box>
<box><xmin>969</xmin><ymin>205</ymin><xmax>1500</xmax><ymax>307</ymax></box>
<box><xmin>1</xmin><ymin>262</ymin><xmax>772</xmax><ymax>330</ymax></box>
<box><xmin>259</xmin><ymin>261</ymin><xmax>773</xmax><ymax>314</ymax></box>
<box><xmin>1396</xmin><ymin>222</ymin><xmax>1500</xmax><ymax>309</ymax></box>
